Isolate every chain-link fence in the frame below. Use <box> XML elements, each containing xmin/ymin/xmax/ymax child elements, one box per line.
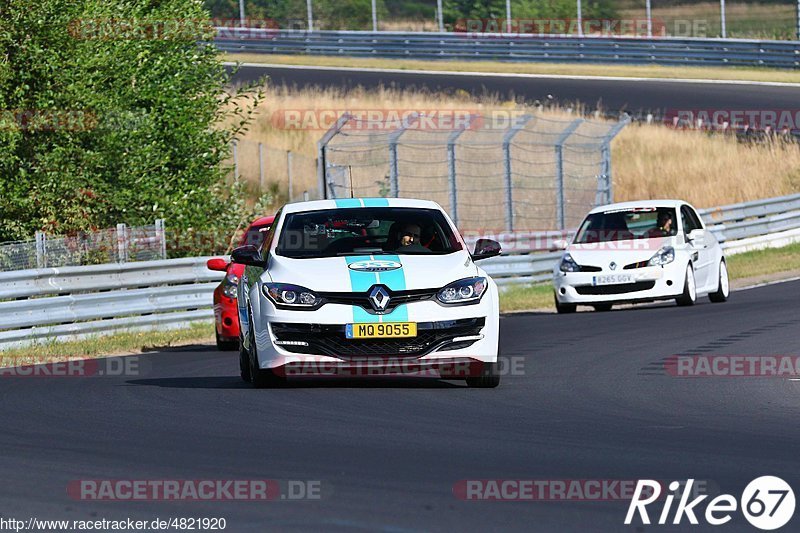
<box><xmin>208</xmin><ymin>0</ymin><xmax>800</xmax><ymax>39</ymax></box>
<box><xmin>0</xmin><ymin>220</ymin><xmax>166</xmax><ymax>272</ymax></box>
<box><xmin>230</xmin><ymin>140</ymin><xmax>320</xmax><ymax>203</ymax></box>
<box><xmin>318</xmin><ymin>112</ymin><xmax>628</xmax><ymax>232</ymax></box>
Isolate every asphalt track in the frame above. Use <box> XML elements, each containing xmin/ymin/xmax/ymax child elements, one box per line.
<box><xmin>2</xmin><ymin>279</ymin><xmax>800</xmax><ymax>531</ymax></box>
<box><xmin>230</xmin><ymin>64</ymin><xmax>800</xmax><ymax>115</ymax></box>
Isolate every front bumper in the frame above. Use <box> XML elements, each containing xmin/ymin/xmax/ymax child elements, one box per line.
<box><xmin>250</xmin><ymin>290</ymin><xmax>500</xmax><ymax>370</ymax></box>
<box><xmin>553</xmin><ymin>262</ymin><xmax>685</xmax><ymax>304</ymax></box>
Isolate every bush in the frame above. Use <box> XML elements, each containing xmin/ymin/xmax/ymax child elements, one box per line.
<box><xmin>0</xmin><ymin>0</ymin><xmax>266</xmax><ymax>254</ymax></box>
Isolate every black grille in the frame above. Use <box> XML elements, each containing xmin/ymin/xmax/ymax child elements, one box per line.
<box><xmin>575</xmin><ymin>281</ymin><xmax>656</xmax><ymax>295</ymax></box>
<box><xmin>579</xmin><ymin>265</ymin><xmax>602</xmax><ymax>272</ymax></box>
<box><xmin>319</xmin><ymin>287</ymin><xmax>437</xmax><ymax>314</ymax></box>
<box><xmin>271</xmin><ymin>318</ymin><xmax>485</xmax><ymax>359</ymax></box>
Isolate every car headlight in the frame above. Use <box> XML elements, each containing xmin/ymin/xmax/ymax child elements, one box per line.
<box><xmin>436</xmin><ymin>277</ymin><xmax>487</xmax><ymax>305</ymax></box>
<box><xmin>222</xmin><ymin>283</ymin><xmax>238</xmax><ymax>299</ymax></box>
<box><xmin>559</xmin><ymin>253</ymin><xmax>580</xmax><ymax>273</ymax></box>
<box><xmin>221</xmin><ymin>273</ymin><xmax>240</xmax><ymax>299</ymax></box>
<box><xmin>648</xmin><ymin>246</ymin><xmax>675</xmax><ymax>266</ymax></box>
<box><xmin>263</xmin><ymin>283</ymin><xmax>322</xmax><ymax>309</ymax></box>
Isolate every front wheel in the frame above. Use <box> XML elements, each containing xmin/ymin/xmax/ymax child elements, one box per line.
<box><xmin>247</xmin><ymin>324</ymin><xmax>285</xmax><ymax>388</ymax></box>
<box><xmin>554</xmin><ymin>292</ymin><xmax>576</xmax><ymax>314</ymax></box>
<box><xmin>239</xmin><ymin>337</ymin><xmax>251</xmax><ymax>383</ymax></box>
<box><xmin>708</xmin><ymin>259</ymin><xmax>730</xmax><ymax>303</ymax></box>
<box><xmin>676</xmin><ymin>264</ymin><xmax>697</xmax><ymax>306</ymax></box>
<box><xmin>216</xmin><ymin>332</ymin><xmax>239</xmax><ymax>351</ymax></box>
<box><xmin>466</xmin><ymin>361</ymin><xmax>500</xmax><ymax>388</ymax></box>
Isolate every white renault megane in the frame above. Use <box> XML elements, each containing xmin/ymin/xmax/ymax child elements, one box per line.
<box><xmin>553</xmin><ymin>200</ymin><xmax>729</xmax><ymax>313</ymax></box>
<box><xmin>232</xmin><ymin>198</ymin><xmax>502</xmax><ymax>387</ymax></box>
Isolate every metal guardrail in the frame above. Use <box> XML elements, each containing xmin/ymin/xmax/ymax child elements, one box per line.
<box><xmin>0</xmin><ymin>258</ymin><xmax>224</xmax><ymax>349</ymax></box>
<box><xmin>0</xmin><ymin>193</ymin><xmax>799</xmax><ymax>348</ymax></box>
<box><xmin>215</xmin><ymin>30</ymin><xmax>800</xmax><ymax>69</ymax></box>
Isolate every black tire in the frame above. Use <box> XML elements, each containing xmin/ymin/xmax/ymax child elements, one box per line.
<box><xmin>466</xmin><ymin>361</ymin><xmax>500</xmax><ymax>388</ymax></box>
<box><xmin>554</xmin><ymin>292</ymin><xmax>576</xmax><ymax>314</ymax></box>
<box><xmin>239</xmin><ymin>338</ymin><xmax>251</xmax><ymax>383</ymax></box>
<box><xmin>709</xmin><ymin>259</ymin><xmax>730</xmax><ymax>303</ymax></box>
<box><xmin>247</xmin><ymin>323</ymin><xmax>285</xmax><ymax>388</ymax></box>
<box><xmin>592</xmin><ymin>303</ymin><xmax>613</xmax><ymax>312</ymax></box>
<box><xmin>676</xmin><ymin>264</ymin><xmax>697</xmax><ymax>307</ymax></box>
<box><xmin>216</xmin><ymin>332</ymin><xmax>239</xmax><ymax>351</ymax></box>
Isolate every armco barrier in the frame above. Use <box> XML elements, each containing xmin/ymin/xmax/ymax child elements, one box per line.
<box><xmin>214</xmin><ymin>30</ymin><xmax>800</xmax><ymax>69</ymax></box>
<box><xmin>0</xmin><ymin>194</ymin><xmax>799</xmax><ymax>348</ymax></box>
<box><xmin>0</xmin><ymin>257</ymin><xmax>224</xmax><ymax>350</ymax></box>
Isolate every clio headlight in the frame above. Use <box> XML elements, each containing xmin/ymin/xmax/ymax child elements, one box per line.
<box><xmin>263</xmin><ymin>283</ymin><xmax>322</xmax><ymax>309</ymax></box>
<box><xmin>436</xmin><ymin>277</ymin><xmax>487</xmax><ymax>305</ymax></box>
<box><xmin>648</xmin><ymin>246</ymin><xmax>675</xmax><ymax>266</ymax></box>
<box><xmin>559</xmin><ymin>253</ymin><xmax>580</xmax><ymax>273</ymax></box>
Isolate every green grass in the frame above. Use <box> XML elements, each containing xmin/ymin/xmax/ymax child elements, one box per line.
<box><xmin>726</xmin><ymin>241</ymin><xmax>800</xmax><ymax>281</ymax></box>
<box><xmin>224</xmin><ymin>52</ymin><xmax>800</xmax><ymax>84</ymax></box>
<box><xmin>0</xmin><ymin>321</ymin><xmax>215</xmax><ymax>362</ymax></box>
<box><xmin>498</xmin><ymin>241</ymin><xmax>800</xmax><ymax>312</ymax></box>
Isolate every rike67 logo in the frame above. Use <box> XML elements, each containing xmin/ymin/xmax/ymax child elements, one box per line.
<box><xmin>625</xmin><ymin>477</ymin><xmax>795</xmax><ymax>530</ymax></box>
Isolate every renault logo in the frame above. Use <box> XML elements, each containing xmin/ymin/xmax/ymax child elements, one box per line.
<box><xmin>609</xmin><ymin>261</ymin><xmax>618</xmax><ymax>270</ymax></box>
<box><xmin>368</xmin><ymin>285</ymin><xmax>391</xmax><ymax>312</ymax></box>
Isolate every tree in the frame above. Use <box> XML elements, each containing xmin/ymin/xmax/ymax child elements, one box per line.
<box><xmin>0</xmin><ymin>0</ymin><xmax>265</xmax><ymax>253</ymax></box>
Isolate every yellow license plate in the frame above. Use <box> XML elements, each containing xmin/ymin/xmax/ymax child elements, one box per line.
<box><xmin>346</xmin><ymin>322</ymin><xmax>417</xmax><ymax>339</ymax></box>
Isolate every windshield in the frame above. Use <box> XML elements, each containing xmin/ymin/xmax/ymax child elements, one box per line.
<box><xmin>574</xmin><ymin>207</ymin><xmax>678</xmax><ymax>243</ymax></box>
<box><xmin>275</xmin><ymin>207</ymin><xmax>463</xmax><ymax>259</ymax></box>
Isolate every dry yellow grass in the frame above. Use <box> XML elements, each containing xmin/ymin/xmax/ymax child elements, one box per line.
<box><xmin>613</xmin><ymin>123</ymin><xmax>800</xmax><ymax>207</ymax></box>
<box><xmin>230</xmin><ymin>84</ymin><xmax>800</xmax><ymax>211</ymax></box>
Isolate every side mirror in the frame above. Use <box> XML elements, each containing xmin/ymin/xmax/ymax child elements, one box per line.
<box><xmin>687</xmin><ymin>229</ymin><xmax>706</xmax><ymax>245</ymax></box>
<box><xmin>472</xmin><ymin>239</ymin><xmax>501</xmax><ymax>261</ymax></box>
<box><xmin>206</xmin><ymin>258</ymin><xmax>230</xmax><ymax>272</ymax></box>
<box><xmin>231</xmin><ymin>245</ymin><xmax>266</xmax><ymax>267</ymax></box>
<box><xmin>552</xmin><ymin>238</ymin><xmax>568</xmax><ymax>251</ymax></box>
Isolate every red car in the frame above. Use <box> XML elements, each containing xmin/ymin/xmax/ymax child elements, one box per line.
<box><xmin>207</xmin><ymin>215</ymin><xmax>275</xmax><ymax>350</ymax></box>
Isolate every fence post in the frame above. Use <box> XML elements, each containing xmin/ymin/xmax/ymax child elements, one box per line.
<box><xmin>307</xmin><ymin>0</ymin><xmax>314</xmax><ymax>31</ymax></box>
<box><xmin>258</xmin><ymin>142</ymin><xmax>265</xmax><ymax>191</ymax></box>
<box><xmin>554</xmin><ymin>119</ymin><xmax>584</xmax><ymax>230</ymax></box>
<box><xmin>502</xmin><ymin>114</ymin><xmax>534</xmax><ymax>232</ymax></box>
<box><xmin>287</xmin><ymin>151</ymin><xmax>294</xmax><ymax>201</ymax></box>
<box><xmin>720</xmin><ymin>0</ymin><xmax>727</xmax><ymax>38</ymax></box>
<box><xmin>155</xmin><ymin>219</ymin><xmax>166</xmax><ymax>260</ymax></box>
<box><xmin>116</xmin><ymin>223</ymin><xmax>128</xmax><ymax>263</ymax></box>
<box><xmin>388</xmin><ymin>113</ymin><xmax>420</xmax><ymax>198</ymax></box>
<box><xmin>446</xmin><ymin>115</ymin><xmax>476</xmax><ymax>229</ymax></box>
<box><xmin>317</xmin><ymin>113</ymin><xmax>353</xmax><ymax>199</ymax></box>
<box><xmin>35</xmin><ymin>231</ymin><xmax>47</xmax><ymax>269</ymax></box>
<box><xmin>597</xmin><ymin>116</ymin><xmax>631</xmax><ymax>206</ymax></box>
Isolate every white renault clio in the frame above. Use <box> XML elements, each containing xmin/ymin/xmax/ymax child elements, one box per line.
<box><xmin>553</xmin><ymin>200</ymin><xmax>729</xmax><ymax>313</ymax></box>
<box><xmin>233</xmin><ymin>198</ymin><xmax>502</xmax><ymax>387</ymax></box>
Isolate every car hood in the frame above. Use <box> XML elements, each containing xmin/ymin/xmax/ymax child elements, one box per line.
<box><xmin>264</xmin><ymin>252</ymin><xmax>478</xmax><ymax>292</ymax></box>
<box><xmin>566</xmin><ymin>237</ymin><xmax>676</xmax><ymax>269</ymax></box>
